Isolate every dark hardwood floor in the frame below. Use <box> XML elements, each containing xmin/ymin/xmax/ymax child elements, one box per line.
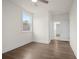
<box><xmin>2</xmin><ymin>40</ymin><xmax>76</xmax><ymax>59</ymax></box>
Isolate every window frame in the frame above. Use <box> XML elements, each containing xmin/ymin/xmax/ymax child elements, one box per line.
<box><xmin>21</xmin><ymin>10</ymin><xmax>33</xmax><ymax>32</ymax></box>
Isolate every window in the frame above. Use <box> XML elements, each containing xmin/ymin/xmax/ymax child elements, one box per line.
<box><xmin>22</xmin><ymin>10</ymin><xmax>32</xmax><ymax>32</ymax></box>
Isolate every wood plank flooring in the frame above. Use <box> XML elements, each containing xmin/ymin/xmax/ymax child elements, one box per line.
<box><xmin>2</xmin><ymin>40</ymin><xmax>76</xmax><ymax>59</ymax></box>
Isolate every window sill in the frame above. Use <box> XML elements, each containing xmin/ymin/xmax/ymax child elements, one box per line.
<box><xmin>22</xmin><ymin>31</ymin><xmax>32</xmax><ymax>32</ymax></box>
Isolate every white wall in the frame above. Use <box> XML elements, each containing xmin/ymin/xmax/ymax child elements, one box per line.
<box><xmin>49</xmin><ymin>14</ymin><xmax>70</xmax><ymax>41</ymax></box>
<box><xmin>2</xmin><ymin>0</ymin><xmax>33</xmax><ymax>53</ymax></box>
<box><xmin>9</xmin><ymin>0</ymin><xmax>50</xmax><ymax>44</ymax></box>
<box><xmin>70</xmin><ymin>0</ymin><xmax>77</xmax><ymax>56</ymax></box>
<box><xmin>33</xmin><ymin>4</ymin><xmax>50</xmax><ymax>44</ymax></box>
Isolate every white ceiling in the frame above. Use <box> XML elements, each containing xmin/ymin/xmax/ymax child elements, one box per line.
<box><xmin>49</xmin><ymin>0</ymin><xmax>73</xmax><ymax>15</ymax></box>
<box><xmin>10</xmin><ymin>0</ymin><xmax>73</xmax><ymax>15</ymax></box>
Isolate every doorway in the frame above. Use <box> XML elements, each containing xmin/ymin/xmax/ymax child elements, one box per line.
<box><xmin>54</xmin><ymin>21</ymin><xmax>61</xmax><ymax>40</ymax></box>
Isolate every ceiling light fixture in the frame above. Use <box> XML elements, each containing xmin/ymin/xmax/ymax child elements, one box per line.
<box><xmin>32</xmin><ymin>0</ymin><xmax>37</xmax><ymax>3</ymax></box>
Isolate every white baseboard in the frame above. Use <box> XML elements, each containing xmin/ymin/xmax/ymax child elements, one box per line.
<box><xmin>33</xmin><ymin>40</ymin><xmax>50</xmax><ymax>44</ymax></box>
<box><xmin>70</xmin><ymin>42</ymin><xmax>77</xmax><ymax>58</ymax></box>
<box><xmin>2</xmin><ymin>40</ymin><xmax>33</xmax><ymax>54</ymax></box>
<box><xmin>51</xmin><ymin>38</ymin><xmax>69</xmax><ymax>41</ymax></box>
